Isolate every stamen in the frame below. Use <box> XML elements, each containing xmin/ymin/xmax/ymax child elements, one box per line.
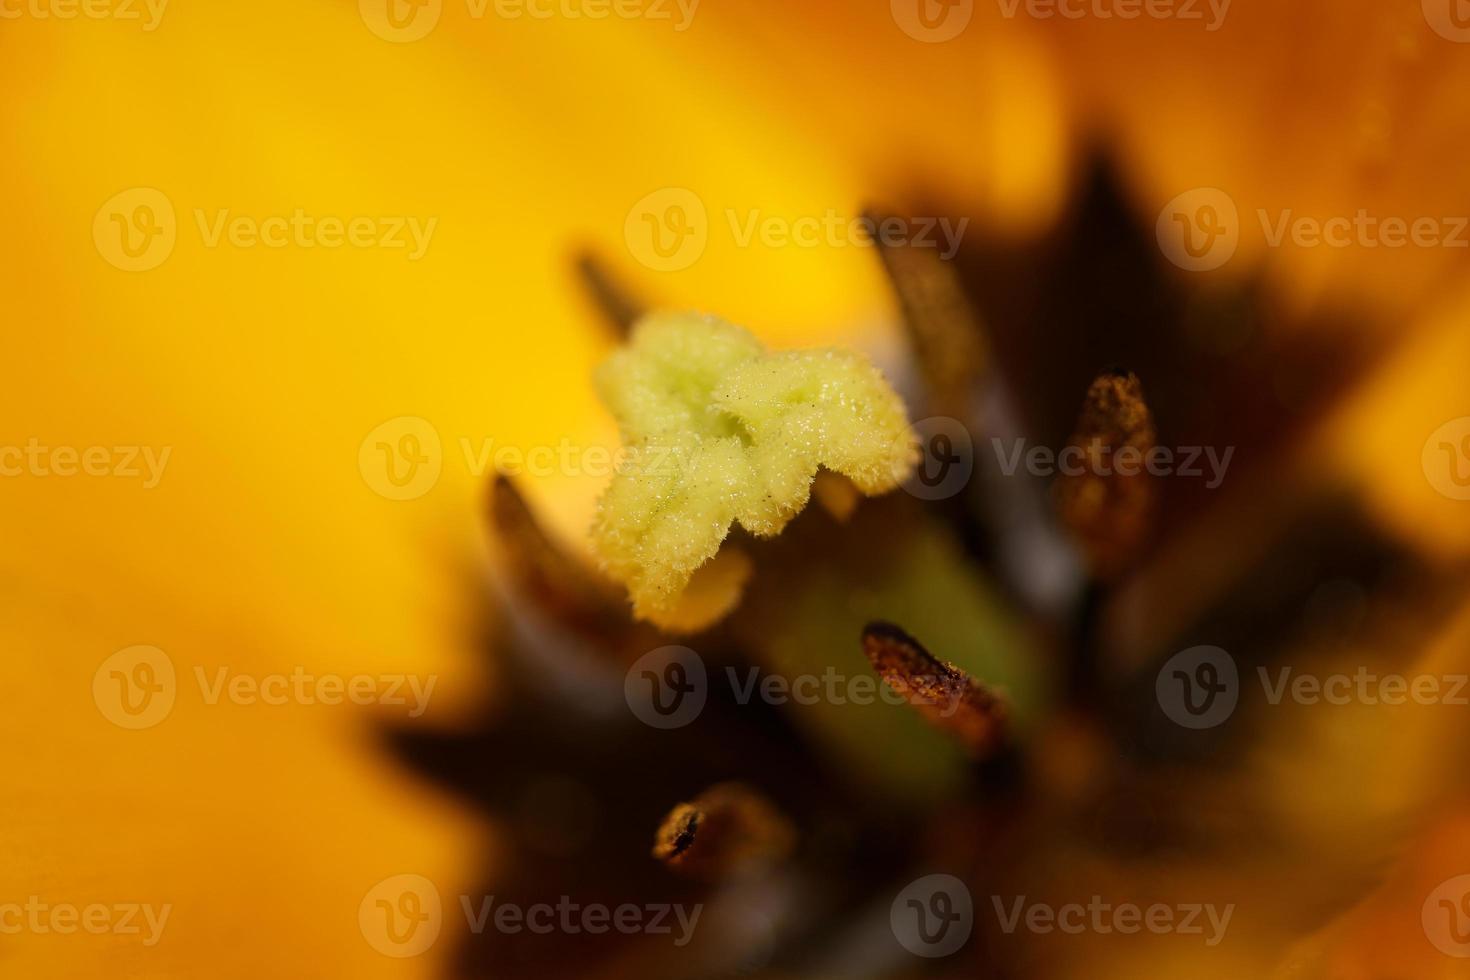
<box><xmin>861</xmin><ymin>622</ymin><xmax>1008</xmax><ymax>758</ymax></box>
<box><xmin>864</xmin><ymin>207</ymin><xmax>985</xmax><ymax>415</ymax></box>
<box><xmin>1054</xmin><ymin>370</ymin><xmax>1157</xmax><ymax>581</ymax></box>
<box><xmin>652</xmin><ymin>783</ymin><xmax>795</xmax><ymax>879</ymax></box>
<box><xmin>574</xmin><ymin>249</ymin><xmax>645</xmax><ymax>338</ymax></box>
<box><xmin>486</xmin><ymin>475</ymin><xmax>633</xmax><ymax>639</ymax></box>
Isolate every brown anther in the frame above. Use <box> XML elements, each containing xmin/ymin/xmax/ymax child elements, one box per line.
<box><xmin>487</xmin><ymin>476</ymin><xmax>636</xmax><ymax>640</ymax></box>
<box><xmin>861</xmin><ymin>622</ymin><xmax>1008</xmax><ymax>758</ymax></box>
<box><xmin>652</xmin><ymin>804</ymin><xmax>702</xmax><ymax>863</ymax></box>
<box><xmin>1053</xmin><ymin>370</ymin><xmax>1157</xmax><ymax>581</ymax></box>
<box><xmin>574</xmin><ymin>249</ymin><xmax>645</xmax><ymax>338</ymax></box>
<box><xmin>652</xmin><ymin>783</ymin><xmax>795</xmax><ymax>880</ymax></box>
<box><xmin>864</xmin><ymin>207</ymin><xmax>986</xmax><ymax>415</ymax></box>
